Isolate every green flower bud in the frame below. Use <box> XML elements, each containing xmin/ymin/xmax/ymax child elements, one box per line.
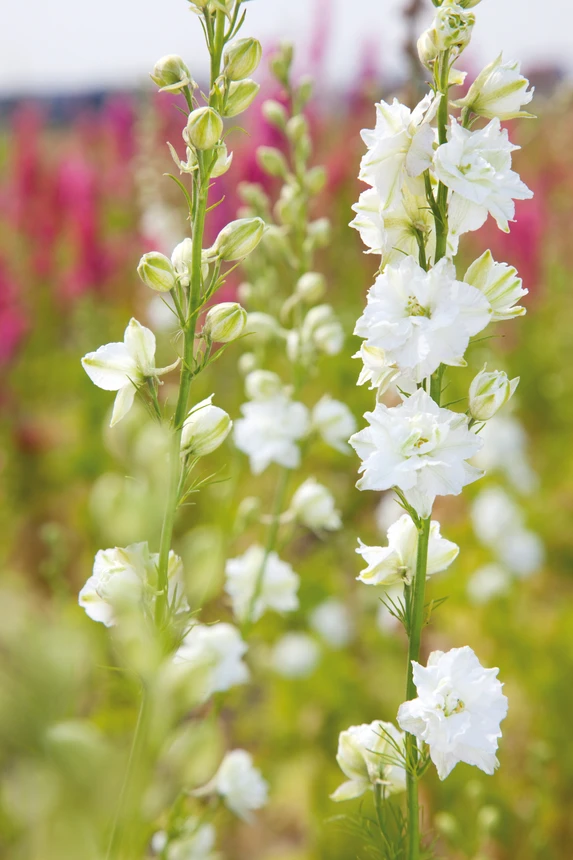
<box><xmin>181</xmin><ymin>395</ymin><xmax>232</xmax><ymax>457</ymax></box>
<box><xmin>296</xmin><ymin>76</ymin><xmax>314</xmax><ymax>110</ymax></box>
<box><xmin>417</xmin><ymin>28</ymin><xmax>440</xmax><ymax>69</ymax></box>
<box><xmin>224</xmin><ymin>37</ymin><xmax>263</xmax><ymax>81</ymax></box>
<box><xmin>306</xmin><ymin>165</ymin><xmax>327</xmax><ymax>195</ymax></box>
<box><xmin>186</xmin><ymin>107</ymin><xmax>223</xmax><ymax>150</ymax></box>
<box><xmin>270</xmin><ymin>42</ymin><xmax>294</xmax><ymax>86</ymax></box>
<box><xmin>262</xmin><ymin>100</ymin><xmax>288</xmax><ymax>129</ymax></box>
<box><xmin>458</xmin><ymin>0</ymin><xmax>482</xmax><ymax>7</ymax></box>
<box><xmin>204</xmin><ymin>302</ymin><xmax>247</xmax><ymax>343</ymax></box>
<box><xmin>434</xmin><ymin>3</ymin><xmax>475</xmax><ymax>52</ymax></box>
<box><xmin>295</xmin><ymin>272</ymin><xmax>326</xmax><ymax>304</ymax></box>
<box><xmin>212</xmin><ymin>217</ymin><xmax>265</xmax><ymax>261</ymax></box>
<box><xmin>244</xmin><ymin>312</ymin><xmax>282</xmax><ymax>343</ymax></box>
<box><xmin>238</xmin><ymin>181</ymin><xmax>270</xmax><ymax>211</ymax></box>
<box><xmin>307</xmin><ymin>217</ymin><xmax>331</xmax><ymax>248</ymax></box>
<box><xmin>223</xmin><ymin>79</ymin><xmax>260</xmax><ymax>117</ymax></box>
<box><xmin>257</xmin><ymin>146</ymin><xmax>289</xmax><ymax>178</ymax></box>
<box><xmin>137</xmin><ymin>252</ymin><xmax>177</xmax><ymax>293</ymax></box>
<box><xmin>150</xmin><ymin>55</ymin><xmax>193</xmax><ymax>94</ymax></box>
<box><xmin>469</xmin><ymin>366</ymin><xmax>519</xmax><ymax>422</ymax></box>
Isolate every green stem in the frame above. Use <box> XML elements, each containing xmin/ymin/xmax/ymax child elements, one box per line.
<box><xmin>433</xmin><ymin>49</ymin><xmax>450</xmax><ymax>264</ymax></box>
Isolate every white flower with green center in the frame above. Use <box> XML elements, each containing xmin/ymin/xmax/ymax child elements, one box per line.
<box><xmin>79</xmin><ymin>543</ymin><xmax>187</xmax><ymax>626</ymax></box>
<box><xmin>464</xmin><ymin>250</ymin><xmax>528</xmax><ymax>321</ymax></box>
<box><xmin>356</xmin><ymin>514</ymin><xmax>459</xmax><ymax>587</ymax></box>
<box><xmin>434</xmin><ymin>118</ymin><xmax>533</xmax><ymax>245</ymax></box>
<box><xmin>174</xmin><ymin>622</ymin><xmax>249</xmax><ymax>699</ymax></box>
<box><xmin>196</xmin><ymin>750</ymin><xmax>268</xmax><ymax>822</ymax></box>
<box><xmin>353</xmin><ymin>343</ymin><xmax>401</xmax><ymax>395</ymax></box>
<box><xmin>234</xmin><ymin>393</ymin><xmax>309</xmax><ymax>474</ymax></box>
<box><xmin>354</xmin><ymin>256</ymin><xmax>491</xmax><ymax>382</ymax></box>
<box><xmin>359</xmin><ymin>95</ymin><xmax>439</xmax><ymax>208</ymax></box>
<box><xmin>350</xmin><ymin>389</ymin><xmax>483</xmax><ymax>517</ymax></box>
<box><xmin>331</xmin><ymin>721</ymin><xmax>406</xmax><ymax>802</ymax></box>
<box><xmin>81</xmin><ymin>318</ymin><xmax>178</xmax><ymax>426</ymax></box>
<box><xmin>454</xmin><ymin>54</ymin><xmax>534</xmax><ymax>121</ymax></box>
<box><xmin>224</xmin><ymin>544</ymin><xmax>299</xmax><ymax>623</ymax></box>
<box><xmin>397</xmin><ymin>646</ymin><xmax>508</xmax><ymax>780</ymax></box>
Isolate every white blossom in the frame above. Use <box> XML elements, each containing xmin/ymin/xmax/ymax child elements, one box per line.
<box><xmin>464</xmin><ymin>250</ymin><xmax>527</xmax><ymax>321</ymax></box>
<box><xmin>359</xmin><ymin>95</ymin><xmax>438</xmax><ymax>208</ymax></box>
<box><xmin>152</xmin><ymin>820</ymin><xmax>217</xmax><ymax>860</ymax></box>
<box><xmin>353</xmin><ymin>343</ymin><xmax>400</xmax><ymax>395</ymax></box>
<box><xmin>234</xmin><ymin>393</ymin><xmax>309</xmax><ymax>474</ymax></box>
<box><xmin>271</xmin><ymin>632</ymin><xmax>320</xmax><ymax>678</ymax></box>
<box><xmin>310</xmin><ymin>599</ymin><xmax>354</xmax><ymax>648</ymax></box>
<box><xmin>350</xmin><ymin>389</ymin><xmax>483</xmax><ymax>517</ymax></box>
<box><xmin>79</xmin><ymin>543</ymin><xmax>187</xmax><ymax>626</ymax></box>
<box><xmin>331</xmin><ymin>721</ymin><xmax>406</xmax><ymax>802</ymax></box>
<box><xmin>289</xmin><ymin>478</ymin><xmax>342</xmax><ymax>531</ymax></box>
<box><xmin>311</xmin><ymin>396</ymin><xmax>356</xmax><ymax>454</ymax></box>
<box><xmin>354</xmin><ymin>256</ymin><xmax>491</xmax><ymax>381</ymax></box>
<box><xmin>224</xmin><ymin>544</ymin><xmax>299</xmax><ymax>623</ymax></box>
<box><xmin>81</xmin><ymin>318</ymin><xmax>178</xmax><ymax>426</ymax></box>
<box><xmin>434</xmin><ymin>118</ymin><xmax>533</xmax><ymax>243</ymax></box>
<box><xmin>454</xmin><ymin>54</ymin><xmax>534</xmax><ymax>121</ymax></box>
<box><xmin>397</xmin><ymin>646</ymin><xmax>508</xmax><ymax>780</ymax></box>
<box><xmin>173</xmin><ymin>622</ymin><xmax>249</xmax><ymax>699</ymax></box>
<box><xmin>197</xmin><ymin>750</ymin><xmax>268</xmax><ymax>822</ymax></box>
<box><xmin>356</xmin><ymin>514</ymin><xmax>459</xmax><ymax>587</ymax></box>
<box><xmin>350</xmin><ymin>186</ymin><xmax>434</xmax><ymax>266</ymax></box>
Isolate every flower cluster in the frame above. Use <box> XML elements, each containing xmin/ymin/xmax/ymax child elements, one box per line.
<box><xmin>335</xmin><ymin>2</ymin><xmax>533</xmax><ymax>854</ymax></box>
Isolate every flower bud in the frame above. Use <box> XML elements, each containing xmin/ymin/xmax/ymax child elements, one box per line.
<box><xmin>307</xmin><ymin>217</ymin><xmax>331</xmax><ymax>248</ymax></box>
<box><xmin>286</xmin><ymin>115</ymin><xmax>308</xmax><ymax>143</ymax></box>
<box><xmin>434</xmin><ymin>3</ymin><xmax>475</xmax><ymax>52</ymax></box>
<box><xmin>186</xmin><ymin>107</ymin><xmax>223</xmax><ymax>150</ymax></box>
<box><xmin>417</xmin><ymin>28</ymin><xmax>440</xmax><ymax>69</ymax></box>
<box><xmin>171</xmin><ymin>238</ymin><xmax>194</xmax><ymax>287</ymax></box>
<box><xmin>211</xmin><ymin>142</ymin><xmax>234</xmax><ymax>177</ymax></box>
<box><xmin>223</xmin><ymin>79</ymin><xmax>260</xmax><ymax>118</ymax></box>
<box><xmin>306</xmin><ymin>165</ymin><xmax>327</xmax><ymax>195</ymax></box>
<box><xmin>181</xmin><ymin>395</ymin><xmax>232</xmax><ymax>457</ymax></box>
<box><xmin>289</xmin><ymin>478</ymin><xmax>341</xmax><ymax>531</ymax></box>
<box><xmin>150</xmin><ymin>55</ymin><xmax>193</xmax><ymax>94</ymax></box>
<box><xmin>224</xmin><ymin>37</ymin><xmax>262</xmax><ymax>80</ymax></box>
<box><xmin>137</xmin><ymin>252</ymin><xmax>177</xmax><ymax>293</ymax></box>
<box><xmin>245</xmin><ymin>370</ymin><xmax>283</xmax><ymax>401</ymax></box>
<box><xmin>453</xmin><ymin>55</ymin><xmax>534</xmax><ymax>120</ymax></box>
<box><xmin>262</xmin><ymin>100</ymin><xmax>288</xmax><ymax>129</ymax></box>
<box><xmin>295</xmin><ymin>272</ymin><xmax>326</xmax><ymax>303</ymax></box>
<box><xmin>469</xmin><ymin>366</ymin><xmax>519</xmax><ymax>422</ymax></box>
<box><xmin>204</xmin><ymin>302</ymin><xmax>247</xmax><ymax>343</ymax></box>
<box><xmin>238</xmin><ymin>181</ymin><xmax>270</xmax><ymax>211</ymax></box>
<box><xmin>302</xmin><ymin>305</ymin><xmax>344</xmax><ymax>356</ymax></box>
<box><xmin>296</xmin><ymin>76</ymin><xmax>314</xmax><ymax>109</ymax></box>
<box><xmin>212</xmin><ymin>217</ymin><xmax>265</xmax><ymax>261</ymax></box>
<box><xmin>458</xmin><ymin>0</ymin><xmax>482</xmax><ymax>6</ymax></box>
<box><xmin>257</xmin><ymin>146</ymin><xmax>289</xmax><ymax>179</ymax></box>
<box><xmin>269</xmin><ymin>42</ymin><xmax>294</xmax><ymax>86</ymax></box>
<box><xmin>244</xmin><ymin>312</ymin><xmax>282</xmax><ymax>343</ymax></box>
<box><xmin>238</xmin><ymin>352</ymin><xmax>258</xmax><ymax>376</ymax></box>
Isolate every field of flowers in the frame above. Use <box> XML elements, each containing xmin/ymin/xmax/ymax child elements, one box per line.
<box><xmin>1</xmin><ymin>3</ymin><xmax>573</xmax><ymax>858</ymax></box>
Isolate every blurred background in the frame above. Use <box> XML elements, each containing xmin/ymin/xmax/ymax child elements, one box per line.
<box><xmin>1</xmin><ymin>1</ymin><xmax>573</xmax><ymax>859</ymax></box>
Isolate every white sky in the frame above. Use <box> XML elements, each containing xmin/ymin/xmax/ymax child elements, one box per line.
<box><xmin>1</xmin><ymin>0</ymin><xmax>571</xmax><ymax>96</ymax></box>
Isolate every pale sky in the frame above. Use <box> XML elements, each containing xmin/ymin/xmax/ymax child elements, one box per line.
<box><xmin>1</xmin><ymin>0</ymin><xmax>571</xmax><ymax>96</ymax></box>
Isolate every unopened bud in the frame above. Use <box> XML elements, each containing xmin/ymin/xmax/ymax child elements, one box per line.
<box><xmin>238</xmin><ymin>181</ymin><xmax>270</xmax><ymax>211</ymax></box>
<box><xmin>186</xmin><ymin>107</ymin><xmax>223</xmax><ymax>150</ymax></box>
<box><xmin>204</xmin><ymin>302</ymin><xmax>247</xmax><ymax>343</ymax></box>
<box><xmin>262</xmin><ymin>100</ymin><xmax>288</xmax><ymax>129</ymax></box>
<box><xmin>150</xmin><ymin>55</ymin><xmax>193</xmax><ymax>94</ymax></box>
<box><xmin>270</xmin><ymin>42</ymin><xmax>294</xmax><ymax>85</ymax></box>
<box><xmin>296</xmin><ymin>272</ymin><xmax>326</xmax><ymax>303</ymax></box>
<box><xmin>307</xmin><ymin>217</ymin><xmax>331</xmax><ymax>248</ymax></box>
<box><xmin>245</xmin><ymin>370</ymin><xmax>283</xmax><ymax>400</ymax></box>
<box><xmin>286</xmin><ymin>115</ymin><xmax>308</xmax><ymax>143</ymax></box>
<box><xmin>296</xmin><ymin>76</ymin><xmax>314</xmax><ymax>109</ymax></box>
<box><xmin>289</xmin><ymin>478</ymin><xmax>341</xmax><ymax>531</ymax></box>
<box><xmin>306</xmin><ymin>165</ymin><xmax>327</xmax><ymax>195</ymax></box>
<box><xmin>224</xmin><ymin>37</ymin><xmax>262</xmax><ymax>81</ymax></box>
<box><xmin>244</xmin><ymin>312</ymin><xmax>282</xmax><ymax>343</ymax></box>
<box><xmin>417</xmin><ymin>28</ymin><xmax>440</xmax><ymax>69</ymax></box>
<box><xmin>257</xmin><ymin>146</ymin><xmax>289</xmax><ymax>178</ymax></box>
<box><xmin>302</xmin><ymin>304</ymin><xmax>344</xmax><ymax>356</ymax></box>
<box><xmin>433</xmin><ymin>3</ymin><xmax>475</xmax><ymax>52</ymax></box>
<box><xmin>224</xmin><ymin>79</ymin><xmax>260</xmax><ymax>117</ymax></box>
<box><xmin>469</xmin><ymin>366</ymin><xmax>519</xmax><ymax>422</ymax></box>
<box><xmin>212</xmin><ymin>217</ymin><xmax>265</xmax><ymax>261</ymax></box>
<box><xmin>137</xmin><ymin>252</ymin><xmax>177</xmax><ymax>293</ymax></box>
<box><xmin>238</xmin><ymin>352</ymin><xmax>258</xmax><ymax>376</ymax></box>
<box><xmin>181</xmin><ymin>395</ymin><xmax>232</xmax><ymax>457</ymax></box>
<box><xmin>171</xmin><ymin>238</ymin><xmax>194</xmax><ymax>287</ymax></box>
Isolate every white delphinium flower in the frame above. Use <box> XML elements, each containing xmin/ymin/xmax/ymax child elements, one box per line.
<box><xmin>464</xmin><ymin>250</ymin><xmax>528</xmax><ymax>321</ymax></box>
<box><xmin>81</xmin><ymin>318</ymin><xmax>178</xmax><ymax>426</ymax></box>
<box><xmin>289</xmin><ymin>478</ymin><xmax>342</xmax><ymax>531</ymax></box>
<box><xmin>472</xmin><ymin>415</ymin><xmax>537</xmax><ymax>493</ymax></box>
<box><xmin>468</xmin><ymin>366</ymin><xmax>519</xmax><ymax>422</ymax></box>
<box><xmin>151</xmin><ymin>820</ymin><xmax>217</xmax><ymax>860</ymax></box>
<box><xmin>434</xmin><ymin>118</ymin><xmax>533</xmax><ymax>242</ymax></box>
<box><xmin>356</xmin><ymin>514</ymin><xmax>459</xmax><ymax>587</ymax></box>
<box><xmin>397</xmin><ymin>646</ymin><xmax>508</xmax><ymax>780</ymax></box>
<box><xmin>359</xmin><ymin>95</ymin><xmax>439</xmax><ymax>208</ymax></box>
<box><xmin>234</xmin><ymin>392</ymin><xmax>309</xmax><ymax>474</ymax></box>
<box><xmin>350</xmin><ymin>186</ymin><xmax>434</xmax><ymax>266</ymax></box>
<box><xmin>224</xmin><ymin>544</ymin><xmax>299</xmax><ymax>623</ymax></box>
<box><xmin>331</xmin><ymin>721</ymin><xmax>406</xmax><ymax>802</ymax></box>
<box><xmin>79</xmin><ymin>543</ymin><xmax>187</xmax><ymax>626</ymax></box>
<box><xmin>197</xmin><ymin>750</ymin><xmax>268</xmax><ymax>822</ymax></box>
<box><xmin>354</xmin><ymin>257</ymin><xmax>491</xmax><ymax>381</ymax></box>
<box><xmin>353</xmin><ymin>344</ymin><xmax>400</xmax><ymax>395</ymax></box>
<box><xmin>310</xmin><ymin>599</ymin><xmax>353</xmax><ymax>648</ymax></box>
<box><xmin>271</xmin><ymin>632</ymin><xmax>320</xmax><ymax>678</ymax></box>
<box><xmin>350</xmin><ymin>389</ymin><xmax>483</xmax><ymax>517</ymax></box>
<box><xmin>311</xmin><ymin>396</ymin><xmax>356</xmax><ymax>454</ymax></box>
<box><xmin>467</xmin><ymin>563</ymin><xmax>512</xmax><ymax>605</ymax></box>
<box><xmin>454</xmin><ymin>54</ymin><xmax>534</xmax><ymax>121</ymax></box>
<box><xmin>173</xmin><ymin>622</ymin><xmax>249</xmax><ymax>699</ymax></box>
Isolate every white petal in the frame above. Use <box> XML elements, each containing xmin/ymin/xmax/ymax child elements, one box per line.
<box><xmin>81</xmin><ymin>342</ymin><xmax>136</xmax><ymax>391</ymax></box>
<box><xmin>111</xmin><ymin>384</ymin><xmax>137</xmax><ymax>426</ymax></box>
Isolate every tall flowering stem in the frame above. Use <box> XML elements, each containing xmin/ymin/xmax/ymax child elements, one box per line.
<box><xmin>338</xmin><ymin>1</ymin><xmax>534</xmax><ymax>857</ymax></box>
